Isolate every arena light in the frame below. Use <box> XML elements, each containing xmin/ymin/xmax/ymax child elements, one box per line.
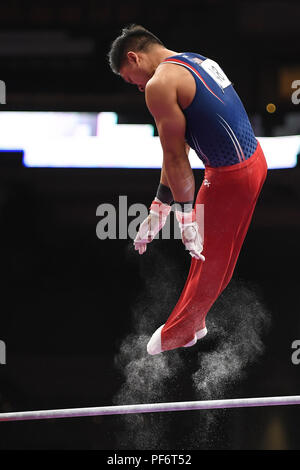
<box><xmin>0</xmin><ymin>112</ymin><xmax>298</xmax><ymax>169</ymax></box>
<box><xmin>258</xmin><ymin>135</ymin><xmax>299</xmax><ymax>169</ymax></box>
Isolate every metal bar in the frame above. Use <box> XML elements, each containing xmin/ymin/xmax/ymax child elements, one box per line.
<box><xmin>0</xmin><ymin>395</ymin><xmax>300</xmax><ymax>422</ymax></box>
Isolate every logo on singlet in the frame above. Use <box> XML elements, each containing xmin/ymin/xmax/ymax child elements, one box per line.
<box><xmin>191</xmin><ymin>57</ymin><xmax>204</xmax><ymax>66</ymax></box>
<box><xmin>204</xmin><ymin>179</ymin><xmax>211</xmax><ymax>187</ymax></box>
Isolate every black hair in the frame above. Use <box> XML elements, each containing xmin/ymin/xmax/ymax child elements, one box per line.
<box><xmin>108</xmin><ymin>24</ymin><xmax>164</xmax><ymax>74</ymax></box>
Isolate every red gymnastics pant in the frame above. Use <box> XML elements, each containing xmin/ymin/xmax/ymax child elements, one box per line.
<box><xmin>161</xmin><ymin>139</ymin><xmax>268</xmax><ymax>352</ymax></box>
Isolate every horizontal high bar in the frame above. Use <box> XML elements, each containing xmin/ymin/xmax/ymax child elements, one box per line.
<box><xmin>0</xmin><ymin>395</ymin><xmax>300</xmax><ymax>422</ymax></box>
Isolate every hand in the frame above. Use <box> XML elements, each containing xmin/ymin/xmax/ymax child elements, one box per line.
<box><xmin>176</xmin><ymin>210</ymin><xmax>205</xmax><ymax>261</ymax></box>
<box><xmin>181</xmin><ymin>222</ymin><xmax>205</xmax><ymax>260</ymax></box>
<box><xmin>134</xmin><ymin>198</ymin><xmax>171</xmax><ymax>255</ymax></box>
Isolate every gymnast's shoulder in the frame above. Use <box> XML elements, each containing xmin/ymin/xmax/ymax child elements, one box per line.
<box><xmin>145</xmin><ymin>67</ymin><xmax>178</xmax><ymax>111</ymax></box>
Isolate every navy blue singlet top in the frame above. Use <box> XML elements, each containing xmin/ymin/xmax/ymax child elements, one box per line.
<box><xmin>162</xmin><ymin>52</ymin><xmax>258</xmax><ymax>167</ymax></box>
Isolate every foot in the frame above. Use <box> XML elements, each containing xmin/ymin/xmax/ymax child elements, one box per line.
<box><xmin>147</xmin><ymin>325</ymin><xmax>208</xmax><ymax>354</ymax></box>
<box><xmin>147</xmin><ymin>324</ymin><xmax>165</xmax><ymax>355</ymax></box>
<box><xmin>183</xmin><ymin>334</ymin><xmax>197</xmax><ymax>348</ymax></box>
<box><xmin>196</xmin><ymin>326</ymin><xmax>207</xmax><ymax>340</ymax></box>
<box><xmin>183</xmin><ymin>327</ymin><xmax>208</xmax><ymax>348</ymax></box>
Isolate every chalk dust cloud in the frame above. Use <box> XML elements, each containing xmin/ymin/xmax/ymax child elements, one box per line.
<box><xmin>112</xmin><ymin>242</ymin><xmax>271</xmax><ymax>449</ymax></box>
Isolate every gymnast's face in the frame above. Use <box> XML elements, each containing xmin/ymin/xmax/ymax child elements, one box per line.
<box><xmin>119</xmin><ymin>51</ymin><xmax>155</xmax><ymax>93</ymax></box>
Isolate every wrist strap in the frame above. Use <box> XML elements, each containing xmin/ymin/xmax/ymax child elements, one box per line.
<box><xmin>173</xmin><ymin>201</ymin><xmax>193</xmax><ymax>213</ymax></box>
<box><xmin>150</xmin><ymin>198</ymin><xmax>172</xmax><ymax>217</ymax></box>
<box><xmin>175</xmin><ymin>208</ymin><xmax>196</xmax><ymax>225</ymax></box>
<box><xmin>156</xmin><ymin>183</ymin><xmax>173</xmax><ymax>205</ymax></box>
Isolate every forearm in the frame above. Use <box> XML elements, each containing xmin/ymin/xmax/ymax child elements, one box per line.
<box><xmin>162</xmin><ymin>151</ymin><xmax>195</xmax><ymax>203</ymax></box>
<box><xmin>160</xmin><ymin>145</ymin><xmax>190</xmax><ymax>188</ymax></box>
<box><xmin>154</xmin><ymin>161</ymin><xmax>174</xmax><ymax>205</ymax></box>
<box><xmin>160</xmin><ymin>160</ymin><xmax>169</xmax><ymax>187</ymax></box>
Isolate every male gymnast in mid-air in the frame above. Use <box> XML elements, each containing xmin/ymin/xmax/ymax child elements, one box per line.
<box><xmin>108</xmin><ymin>25</ymin><xmax>268</xmax><ymax>355</ymax></box>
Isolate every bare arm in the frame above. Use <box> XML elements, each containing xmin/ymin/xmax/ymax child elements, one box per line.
<box><xmin>146</xmin><ymin>78</ymin><xmax>194</xmax><ymax>203</ymax></box>
<box><xmin>160</xmin><ymin>143</ymin><xmax>190</xmax><ymax>187</ymax></box>
<box><xmin>160</xmin><ymin>160</ymin><xmax>169</xmax><ymax>187</ymax></box>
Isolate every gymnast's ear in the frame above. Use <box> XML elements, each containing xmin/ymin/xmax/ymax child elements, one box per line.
<box><xmin>127</xmin><ymin>51</ymin><xmax>139</xmax><ymax>65</ymax></box>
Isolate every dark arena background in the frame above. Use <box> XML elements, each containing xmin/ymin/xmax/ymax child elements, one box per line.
<box><xmin>0</xmin><ymin>0</ymin><xmax>300</xmax><ymax>456</ymax></box>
